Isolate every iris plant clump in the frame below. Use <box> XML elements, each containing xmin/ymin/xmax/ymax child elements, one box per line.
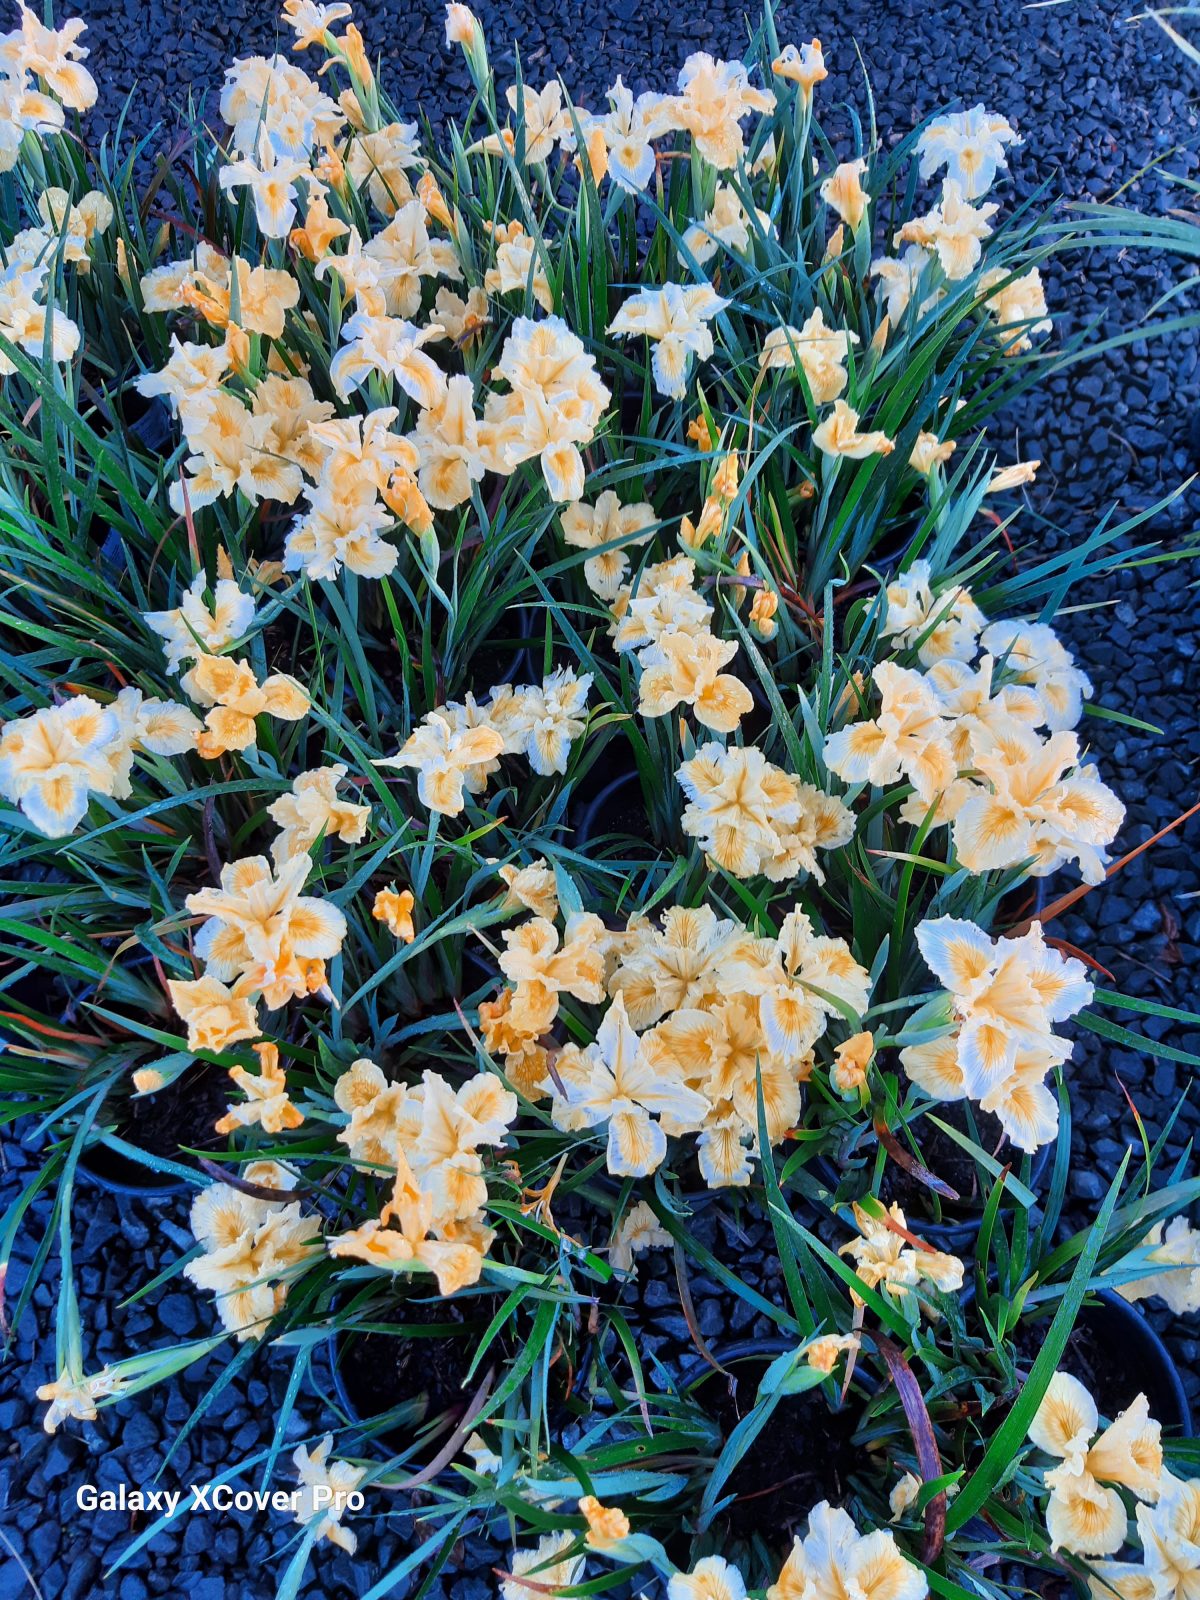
<box><xmin>1</xmin><ymin>1</ymin><xmax>1199</xmax><ymax>1595</ymax></box>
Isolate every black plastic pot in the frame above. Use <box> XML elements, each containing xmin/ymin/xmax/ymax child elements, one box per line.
<box><xmin>1074</xmin><ymin>1290</ymin><xmax>1192</xmax><ymax>1435</ymax></box>
<box><xmin>78</xmin><ymin>1140</ymin><xmax>192</xmax><ymax>1198</ymax></box>
<box><xmin>678</xmin><ymin>1335</ymin><xmax>794</xmax><ymax>1391</ymax></box>
<box><xmin>328</xmin><ymin>1324</ymin><xmax>369</xmax><ymax>1428</ymax></box>
<box><xmin>573</xmin><ymin>767</ymin><xmax>651</xmax><ymax>848</ymax></box>
<box><xmin>128</xmin><ymin>395</ymin><xmax>174</xmax><ymax>453</ymax></box>
<box><xmin>676</xmin><ymin>1335</ymin><xmax>866</xmax><ymax>1574</ymax></box>
<box><xmin>329</xmin><ymin>1321</ymin><xmax>456</xmax><ymax>1460</ymax></box>
<box><xmin>964</xmin><ymin>1284</ymin><xmax>1193</xmax><ymax>1438</ymax></box>
<box><xmin>328</xmin><ymin>1293</ymin><xmax>514</xmax><ymax>1462</ymax></box>
<box><xmin>463</xmin><ymin>604</ymin><xmax>534</xmax><ymax>692</ymax></box>
<box><xmin>77</xmin><ymin>1061</ymin><xmax>228</xmax><ymax>1198</ymax></box>
<box><xmin>956</xmin><ymin>1292</ymin><xmax>1192</xmax><ymax>1600</ymax></box>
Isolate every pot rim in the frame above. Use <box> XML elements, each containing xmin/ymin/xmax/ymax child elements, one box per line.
<box><xmin>76</xmin><ymin>1136</ymin><xmax>193</xmax><ymax>1197</ymax></box>
<box><xmin>325</xmin><ymin>1316</ymin><xmax>465</xmax><ymax>1464</ymax></box>
<box><xmin>676</xmin><ymin>1334</ymin><xmax>797</xmax><ymax>1391</ymax></box>
<box><xmin>963</xmin><ymin>1284</ymin><xmax>1194</xmax><ymax>1436</ymax></box>
<box><xmin>325</xmin><ymin>1291</ymin><xmax>512</xmax><ymax>1455</ymax></box>
<box><xmin>574</xmin><ymin>766</ymin><xmax>643</xmax><ymax>849</ymax></box>
<box><xmin>77</xmin><ymin>1163</ymin><xmax>191</xmax><ymax>1198</ymax></box>
<box><xmin>1088</xmin><ymin>1287</ymin><xmax>1194</xmax><ymax>1436</ymax></box>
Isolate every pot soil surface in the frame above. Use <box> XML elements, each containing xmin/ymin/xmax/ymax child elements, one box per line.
<box><xmin>701</xmin><ymin>1361</ymin><xmax>859</xmax><ymax>1556</ymax></box>
<box><xmin>82</xmin><ymin>1063</ymin><xmax>227</xmax><ymax>1189</ymax></box>
<box><xmin>1014</xmin><ymin>1300</ymin><xmax>1183</xmax><ymax>1428</ymax></box>
<box><xmin>335</xmin><ymin>1295</ymin><xmax>519</xmax><ymax>1456</ymax></box>
<box><xmin>879</xmin><ymin>1102</ymin><xmax>1035</xmax><ymax>1222</ymax></box>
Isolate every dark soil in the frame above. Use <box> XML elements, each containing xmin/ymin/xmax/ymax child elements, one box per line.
<box><xmin>695</xmin><ymin>1356</ymin><xmax>860</xmax><ymax>1546</ymax></box>
<box><xmin>879</xmin><ymin>1104</ymin><xmax>1036</xmax><ymax>1220</ymax></box>
<box><xmin>335</xmin><ymin>1294</ymin><xmax>505</xmax><ymax>1450</ymax></box>
<box><xmin>458</xmin><ymin>608</ymin><xmax>533</xmax><ymax>695</ymax></box>
<box><xmin>1012</xmin><ymin>1297</ymin><xmax>1189</xmax><ymax>1433</ymax></box>
<box><xmin>573</xmin><ymin>764</ymin><xmax>653</xmax><ymax>846</ymax></box>
<box><xmin>79</xmin><ymin>1063</ymin><xmax>229</xmax><ymax>1191</ymax></box>
<box><xmin>460</xmin><ymin>940</ymin><xmax>502</xmax><ymax>995</ymax></box>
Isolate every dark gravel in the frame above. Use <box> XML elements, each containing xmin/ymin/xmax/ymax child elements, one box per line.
<box><xmin>2</xmin><ymin>0</ymin><xmax>1199</xmax><ymax>1595</ymax></box>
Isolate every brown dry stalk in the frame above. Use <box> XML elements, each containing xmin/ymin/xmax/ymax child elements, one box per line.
<box><xmin>673</xmin><ymin>1239</ymin><xmax>730</xmax><ymax>1381</ymax></box>
<box><xmin>383</xmin><ymin>1365</ymin><xmax>496</xmax><ymax>1492</ymax></box>
<box><xmin>1019</xmin><ymin>797</ymin><xmax>1200</xmax><ymax>934</ymax></box>
<box><xmin>873</xmin><ymin>1119</ymin><xmax>960</xmax><ymax>1202</ymax></box>
<box><xmin>872</xmin><ymin>1332</ymin><xmax>947</xmax><ymax>1563</ymax></box>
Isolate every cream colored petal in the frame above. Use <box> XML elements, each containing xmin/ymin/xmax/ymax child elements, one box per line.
<box><xmin>913</xmin><ymin>916</ymin><xmax>995</xmax><ymax>996</ymax></box>
<box><xmin>900</xmin><ymin>1032</ymin><xmax>967</xmax><ymax>1100</ymax></box>
<box><xmin>1029</xmin><ymin>1371</ymin><xmax>1098</xmax><ymax>1459</ymax></box>
<box><xmin>1085</xmin><ymin>1561</ymin><xmax>1156</xmax><ymax>1600</ymax></box>
<box><xmin>1046</xmin><ymin>1474</ymin><xmax>1128</xmax><ymax>1557</ymax></box>
<box><xmin>606</xmin><ymin>1106</ymin><xmax>667</xmax><ymax>1177</ymax></box>
<box><xmin>287</xmin><ymin>898</ymin><xmax>348</xmax><ymax>959</ymax></box>
<box><xmin>847</xmin><ymin>1530</ymin><xmax>929</xmax><ymax>1600</ymax></box>
<box><xmin>1087</xmin><ymin>1396</ymin><xmax>1164</xmax><ymax>1502</ymax></box>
